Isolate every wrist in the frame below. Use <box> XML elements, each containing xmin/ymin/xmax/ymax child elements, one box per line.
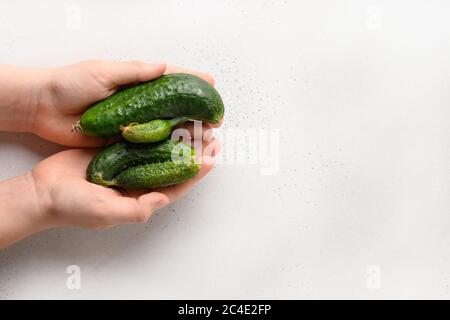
<box><xmin>0</xmin><ymin>173</ymin><xmax>51</xmax><ymax>248</ymax></box>
<box><xmin>0</xmin><ymin>65</ymin><xmax>51</xmax><ymax>134</ymax></box>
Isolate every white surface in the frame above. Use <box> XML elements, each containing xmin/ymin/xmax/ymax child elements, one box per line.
<box><xmin>0</xmin><ymin>0</ymin><xmax>450</xmax><ymax>299</ymax></box>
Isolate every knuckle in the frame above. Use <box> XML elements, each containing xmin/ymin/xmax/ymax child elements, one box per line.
<box><xmin>130</xmin><ymin>60</ymin><xmax>146</xmax><ymax>81</ymax></box>
<box><xmin>130</xmin><ymin>60</ymin><xmax>145</xmax><ymax>68</ymax></box>
<box><xmin>93</xmin><ymin>204</ymin><xmax>113</xmax><ymax>224</ymax></box>
<box><xmin>83</xmin><ymin>58</ymin><xmax>102</xmax><ymax>66</ymax></box>
<box><xmin>205</xmin><ymin>74</ymin><xmax>215</xmax><ymax>86</ymax></box>
<box><xmin>135</xmin><ymin>209</ymin><xmax>151</xmax><ymax>224</ymax></box>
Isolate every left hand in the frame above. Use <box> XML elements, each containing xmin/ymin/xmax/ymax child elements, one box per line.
<box><xmin>30</xmin><ymin>59</ymin><xmax>216</xmax><ymax>147</ymax></box>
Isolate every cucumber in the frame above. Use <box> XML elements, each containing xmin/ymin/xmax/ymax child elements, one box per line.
<box><xmin>86</xmin><ymin>139</ymin><xmax>198</xmax><ymax>188</ymax></box>
<box><xmin>121</xmin><ymin>117</ymin><xmax>188</xmax><ymax>143</ymax></box>
<box><xmin>116</xmin><ymin>161</ymin><xmax>200</xmax><ymax>189</ymax></box>
<box><xmin>79</xmin><ymin>73</ymin><xmax>224</xmax><ymax>138</ymax></box>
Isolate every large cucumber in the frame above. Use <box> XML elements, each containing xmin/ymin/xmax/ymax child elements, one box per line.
<box><xmin>79</xmin><ymin>73</ymin><xmax>224</xmax><ymax>139</ymax></box>
<box><xmin>86</xmin><ymin>139</ymin><xmax>199</xmax><ymax>189</ymax></box>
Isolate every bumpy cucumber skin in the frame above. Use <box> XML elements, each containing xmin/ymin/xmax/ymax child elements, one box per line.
<box><xmin>122</xmin><ymin>120</ymin><xmax>172</xmax><ymax>143</ymax></box>
<box><xmin>80</xmin><ymin>73</ymin><xmax>224</xmax><ymax>137</ymax></box>
<box><xmin>86</xmin><ymin>140</ymin><xmax>193</xmax><ymax>186</ymax></box>
<box><xmin>116</xmin><ymin>161</ymin><xmax>201</xmax><ymax>189</ymax></box>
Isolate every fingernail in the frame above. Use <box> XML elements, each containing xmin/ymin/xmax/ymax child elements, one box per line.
<box><xmin>203</xmin><ymin>128</ymin><xmax>214</xmax><ymax>141</ymax></box>
<box><xmin>154</xmin><ymin>62</ymin><xmax>166</xmax><ymax>67</ymax></box>
<box><xmin>211</xmin><ymin>138</ymin><xmax>222</xmax><ymax>157</ymax></box>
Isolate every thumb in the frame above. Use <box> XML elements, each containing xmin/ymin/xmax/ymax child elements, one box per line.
<box><xmin>100</xmin><ymin>192</ymin><xmax>169</xmax><ymax>225</ymax></box>
<box><xmin>138</xmin><ymin>192</ymin><xmax>170</xmax><ymax>214</ymax></box>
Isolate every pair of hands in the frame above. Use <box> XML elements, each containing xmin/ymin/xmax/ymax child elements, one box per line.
<box><xmin>0</xmin><ymin>60</ymin><xmax>220</xmax><ymax>244</ymax></box>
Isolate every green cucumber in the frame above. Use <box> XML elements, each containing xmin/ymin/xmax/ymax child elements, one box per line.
<box><xmin>116</xmin><ymin>161</ymin><xmax>200</xmax><ymax>189</ymax></box>
<box><xmin>121</xmin><ymin>117</ymin><xmax>188</xmax><ymax>143</ymax></box>
<box><xmin>86</xmin><ymin>139</ymin><xmax>197</xmax><ymax>188</ymax></box>
<box><xmin>79</xmin><ymin>73</ymin><xmax>224</xmax><ymax>138</ymax></box>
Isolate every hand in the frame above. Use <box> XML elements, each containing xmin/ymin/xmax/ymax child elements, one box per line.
<box><xmin>29</xmin><ymin>137</ymin><xmax>220</xmax><ymax>230</ymax></box>
<box><xmin>4</xmin><ymin>59</ymin><xmax>216</xmax><ymax>147</ymax></box>
<box><xmin>0</xmin><ymin>136</ymin><xmax>219</xmax><ymax>248</ymax></box>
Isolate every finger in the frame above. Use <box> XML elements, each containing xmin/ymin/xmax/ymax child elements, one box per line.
<box><xmin>138</xmin><ymin>192</ymin><xmax>170</xmax><ymax>214</ymax></box>
<box><xmin>116</xmin><ymin>187</ymin><xmax>171</xmax><ymax>207</ymax></box>
<box><xmin>158</xmin><ymin>156</ymin><xmax>215</xmax><ymax>203</ymax></box>
<box><xmin>118</xmin><ymin>188</ymin><xmax>154</xmax><ymax>199</ymax></box>
<box><xmin>97</xmin><ymin>192</ymin><xmax>168</xmax><ymax>224</ymax></box>
<box><xmin>33</xmin><ymin>113</ymin><xmax>108</xmax><ymax>148</ymax></box>
<box><xmin>65</xmin><ymin>134</ymin><xmax>109</xmax><ymax>148</ymax></box>
<box><xmin>87</xmin><ymin>60</ymin><xmax>167</xmax><ymax>88</ymax></box>
<box><xmin>47</xmin><ymin>148</ymin><xmax>99</xmax><ymax>176</ymax></box>
<box><xmin>95</xmin><ymin>197</ymin><xmax>142</xmax><ymax>224</ymax></box>
<box><xmin>193</xmin><ymin>137</ymin><xmax>222</xmax><ymax>163</ymax></box>
<box><xmin>195</xmin><ymin>136</ymin><xmax>221</xmax><ymax>153</ymax></box>
<box><xmin>165</xmin><ymin>65</ymin><xmax>215</xmax><ymax>86</ymax></box>
<box><xmin>202</xmin><ymin>137</ymin><xmax>222</xmax><ymax>158</ymax></box>
<box><xmin>156</xmin><ymin>139</ymin><xmax>221</xmax><ymax>202</ymax></box>
<box><xmin>210</xmin><ymin>119</ymin><xmax>223</xmax><ymax>128</ymax></box>
<box><xmin>171</xmin><ymin>121</ymin><xmax>215</xmax><ymax>142</ymax></box>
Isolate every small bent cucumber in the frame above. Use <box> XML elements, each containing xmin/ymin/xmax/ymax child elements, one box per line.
<box><xmin>120</xmin><ymin>117</ymin><xmax>188</xmax><ymax>143</ymax></box>
<box><xmin>86</xmin><ymin>139</ymin><xmax>199</xmax><ymax>189</ymax></box>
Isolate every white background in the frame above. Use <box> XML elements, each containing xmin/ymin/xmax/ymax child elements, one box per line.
<box><xmin>0</xmin><ymin>0</ymin><xmax>449</xmax><ymax>299</ymax></box>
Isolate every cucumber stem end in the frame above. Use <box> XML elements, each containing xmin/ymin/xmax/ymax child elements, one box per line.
<box><xmin>72</xmin><ymin>121</ymin><xmax>83</xmax><ymax>133</ymax></box>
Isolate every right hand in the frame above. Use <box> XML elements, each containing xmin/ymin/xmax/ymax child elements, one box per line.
<box><xmin>29</xmin><ymin>137</ymin><xmax>221</xmax><ymax>229</ymax></box>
